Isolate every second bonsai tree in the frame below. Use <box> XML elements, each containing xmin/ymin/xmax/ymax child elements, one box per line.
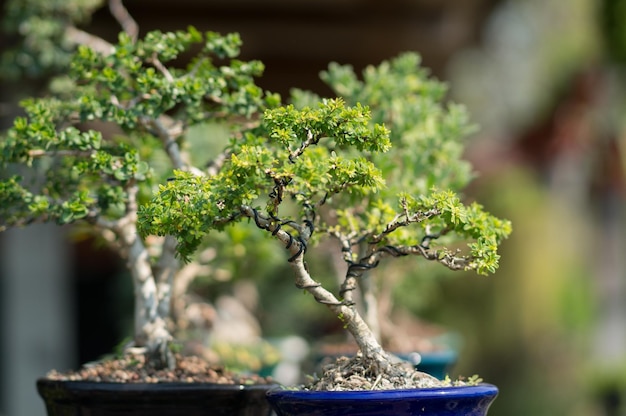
<box><xmin>139</xmin><ymin>90</ymin><xmax>512</xmax><ymax>389</ymax></box>
<box><xmin>0</xmin><ymin>24</ymin><xmax>280</xmax><ymax>375</ymax></box>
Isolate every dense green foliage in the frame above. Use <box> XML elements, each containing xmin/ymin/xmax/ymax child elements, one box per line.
<box><xmin>138</xmin><ymin>99</ymin><xmax>389</xmax><ymax>256</ymax></box>
<box><xmin>138</xmin><ymin>51</ymin><xmax>510</xmax><ymax>276</ymax></box>
<box><xmin>139</xmin><ymin>96</ymin><xmax>510</xmax><ymax>275</ymax></box>
<box><xmin>292</xmin><ymin>53</ymin><xmax>475</xmax><ymax>196</ymax></box>
<box><xmin>0</xmin><ymin>27</ymin><xmax>277</xmax><ymax>230</ymax></box>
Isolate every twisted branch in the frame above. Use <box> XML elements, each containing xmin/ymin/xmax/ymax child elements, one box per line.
<box><xmin>288</xmin><ymin>129</ymin><xmax>319</xmax><ymax>163</ymax></box>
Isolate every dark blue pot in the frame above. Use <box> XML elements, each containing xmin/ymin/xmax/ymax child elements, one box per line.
<box><xmin>266</xmin><ymin>384</ymin><xmax>498</xmax><ymax>416</ymax></box>
<box><xmin>37</xmin><ymin>378</ymin><xmax>276</xmax><ymax>416</ymax></box>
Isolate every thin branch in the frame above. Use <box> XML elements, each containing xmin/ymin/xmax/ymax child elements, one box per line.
<box><xmin>372</xmin><ymin>244</ymin><xmax>471</xmax><ymax>271</ymax></box>
<box><xmin>148</xmin><ymin>53</ymin><xmax>174</xmax><ymax>83</ymax></box>
<box><xmin>239</xmin><ymin>205</ymin><xmax>308</xmax><ymax>259</ymax></box>
<box><xmin>171</xmin><ymin>261</ymin><xmax>213</xmax><ymax>329</ymax></box>
<box><xmin>206</xmin><ymin>149</ymin><xmax>232</xmax><ymax>176</ymax></box>
<box><xmin>28</xmin><ymin>149</ymin><xmax>96</xmax><ymax>158</ymax></box>
<box><xmin>108</xmin><ymin>0</ymin><xmax>139</xmax><ymax>42</ymax></box>
<box><xmin>64</xmin><ymin>26</ymin><xmax>114</xmax><ymax>55</ymax></box>
<box><xmin>139</xmin><ymin>116</ymin><xmax>202</xmax><ymax>176</ymax></box>
<box><xmin>184</xmin><ymin>57</ymin><xmax>207</xmax><ymax>79</ymax></box>
<box><xmin>412</xmin><ymin>245</ymin><xmax>471</xmax><ymax>270</ymax></box>
<box><xmin>369</xmin><ymin>207</ymin><xmax>440</xmax><ymax>245</ymax></box>
<box><xmin>266</xmin><ymin>173</ymin><xmax>290</xmax><ymax>218</ymax></box>
<box><xmin>329</xmin><ymin>230</ymin><xmax>357</xmax><ymax>264</ymax></box>
<box><xmin>289</xmin><ymin>129</ymin><xmax>319</xmax><ymax>163</ymax></box>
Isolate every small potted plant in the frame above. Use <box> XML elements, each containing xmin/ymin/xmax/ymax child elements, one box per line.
<box><xmin>139</xmin><ymin>69</ymin><xmax>512</xmax><ymax>416</ymax></box>
<box><xmin>290</xmin><ymin>52</ymin><xmax>474</xmax><ymax>379</ymax></box>
<box><xmin>1</xmin><ymin>7</ymin><xmax>281</xmax><ymax>415</ymax></box>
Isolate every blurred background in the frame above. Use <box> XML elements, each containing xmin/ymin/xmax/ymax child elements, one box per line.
<box><xmin>1</xmin><ymin>0</ymin><xmax>625</xmax><ymax>415</ymax></box>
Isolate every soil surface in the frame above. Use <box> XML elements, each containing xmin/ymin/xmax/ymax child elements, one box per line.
<box><xmin>44</xmin><ymin>351</ymin><xmax>475</xmax><ymax>391</ymax></box>
<box><xmin>45</xmin><ymin>353</ymin><xmax>273</xmax><ymax>384</ymax></box>
<box><xmin>306</xmin><ymin>354</ymin><xmax>450</xmax><ymax>391</ymax></box>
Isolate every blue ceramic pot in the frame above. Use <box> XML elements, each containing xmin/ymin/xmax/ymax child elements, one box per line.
<box><xmin>266</xmin><ymin>384</ymin><xmax>498</xmax><ymax>416</ymax></box>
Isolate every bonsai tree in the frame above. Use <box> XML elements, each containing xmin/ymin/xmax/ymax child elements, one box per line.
<box><xmin>139</xmin><ymin>94</ymin><xmax>512</xmax><ymax>388</ymax></box>
<box><xmin>1</xmin><ymin>0</ymin><xmax>511</xmax><ymax>389</ymax></box>
<box><xmin>289</xmin><ymin>53</ymin><xmax>478</xmax><ymax>350</ymax></box>
<box><xmin>0</xmin><ymin>16</ymin><xmax>280</xmax><ymax>373</ymax></box>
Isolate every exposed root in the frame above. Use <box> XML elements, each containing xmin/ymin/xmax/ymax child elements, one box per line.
<box><xmin>306</xmin><ymin>354</ymin><xmax>442</xmax><ymax>391</ymax></box>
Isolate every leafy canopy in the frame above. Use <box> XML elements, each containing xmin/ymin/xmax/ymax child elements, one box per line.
<box><xmin>0</xmin><ymin>27</ymin><xmax>277</xmax><ymax>229</ymax></box>
<box><xmin>139</xmin><ymin>98</ymin><xmax>511</xmax><ymax>274</ymax></box>
<box><xmin>0</xmin><ymin>21</ymin><xmax>511</xmax><ymax>277</ymax></box>
<box><xmin>138</xmin><ymin>98</ymin><xmax>392</xmax><ymax>259</ymax></box>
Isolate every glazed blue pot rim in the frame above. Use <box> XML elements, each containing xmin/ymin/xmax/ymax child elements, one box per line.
<box><xmin>37</xmin><ymin>378</ymin><xmax>277</xmax><ymax>393</ymax></box>
<box><xmin>267</xmin><ymin>383</ymin><xmax>498</xmax><ymax>400</ymax></box>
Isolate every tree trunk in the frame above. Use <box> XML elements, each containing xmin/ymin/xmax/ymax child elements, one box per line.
<box><xmin>289</xmin><ymin>250</ymin><xmax>391</xmax><ymax>373</ymax></box>
<box><xmin>117</xmin><ymin>220</ymin><xmax>174</xmax><ymax>369</ymax></box>
<box><xmin>243</xmin><ymin>206</ymin><xmax>394</xmax><ymax>374</ymax></box>
<box><xmin>360</xmin><ymin>273</ymin><xmax>382</xmax><ymax>343</ymax></box>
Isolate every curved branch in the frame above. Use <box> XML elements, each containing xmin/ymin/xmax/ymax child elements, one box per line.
<box><xmin>239</xmin><ymin>205</ymin><xmax>392</xmax><ymax>372</ymax></box>
<box><xmin>206</xmin><ymin>149</ymin><xmax>232</xmax><ymax>176</ymax></box>
<box><xmin>64</xmin><ymin>26</ymin><xmax>114</xmax><ymax>55</ymax></box>
<box><xmin>138</xmin><ymin>116</ymin><xmax>203</xmax><ymax>176</ymax></box>
<box><xmin>369</xmin><ymin>207</ymin><xmax>440</xmax><ymax>245</ymax></box>
<box><xmin>148</xmin><ymin>53</ymin><xmax>174</xmax><ymax>83</ymax></box>
<box><xmin>373</xmin><ymin>244</ymin><xmax>471</xmax><ymax>271</ymax></box>
<box><xmin>108</xmin><ymin>0</ymin><xmax>139</xmax><ymax>42</ymax></box>
<box><xmin>288</xmin><ymin>128</ymin><xmax>320</xmax><ymax>163</ymax></box>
